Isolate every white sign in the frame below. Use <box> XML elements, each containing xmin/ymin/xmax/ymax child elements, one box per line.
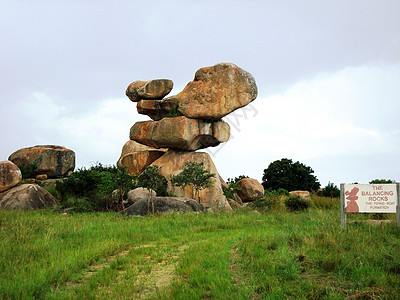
<box><xmin>343</xmin><ymin>184</ymin><xmax>398</xmax><ymax>213</ymax></box>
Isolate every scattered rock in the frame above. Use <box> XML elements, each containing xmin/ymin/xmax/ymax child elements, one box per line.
<box><xmin>127</xmin><ymin>187</ymin><xmax>156</xmax><ymax>204</ymax></box>
<box><xmin>151</xmin><ymin>150</ymin><xmax>231</xmax><ymax>210</ymax></box>
<box><xmin>8</xmin><ymin>145</ymin><xmax>75</xmax><ymax>179</ymax></box>
<box><xmin>236</xmin><ymin>178</ymin><xmax>264</xmax><ymax>202</ymax></box>
<box><xmin>126</xmin><ymin>79</ymin><xmax>173</xmax><ymax>102</ymax></box>
<box><xmin>289</xmin><ymin>191</ymin><xmax>311</xmax><ymax>200</ymax></box>
<box><xmin>228</xmin><ymin>198</ymin><xmax>242</xmax><ymax>209</ymax></box>
<box><xmin>124</xmin><ymin>197</ymin><xmax>204</xmax><ymax>215</ymax></box>
<box><xmin>0</xmin><ymin>184</ymin><xmax>57</xmax><ymax>210</ymax></box>
<box><xmin>0</xmin><ymin>160</ymin><xmax>22</xmax><ymax>192</ymax></box>
<box><xmin>130</xmin><ymin>116</ymin><xmax>230</xmax><ymax>151</ymax></box>
<box><xmin>36</xmin><ymin>174</ymin><xmax>48</xmax><ymax>181</ymax></box>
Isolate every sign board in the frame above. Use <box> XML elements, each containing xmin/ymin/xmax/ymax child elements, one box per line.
<box><xmin>340</xmin><ymin>183</ymin><xmax>400</xmax><ymax>228</ymax></box>
<box><xmin>343</xmin><ymin>184</ymin><xmax>397</xmax><ymax>213</ymax></box>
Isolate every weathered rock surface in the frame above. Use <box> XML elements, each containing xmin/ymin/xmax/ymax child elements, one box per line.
<box><xmin>126</xmin><ymin>79</ymin><xmax>173</xmax><ymax>102</ymax></box>
<box><xmin>228</xmin><ymin>198</ymin><xmax>242</xmax><ymax>209</ymax></box>
<box><xmin>236</xmin><ymin>178</ymin><xmax>264</xmax><ymax>202</ymax></box>
<box><xmin>0</xmin><ymin>161</ymin><xmax>22</xmax><ymax>192</ymax></box>
<box><xmin>117</xmin><ymin>140</ymin><xmax>167</xmax><ymax>175</ymax></box>
<box><xmin>8</xmin><ymin>145</ymin><xmax>75</xmax><ymax>178</ymax></box>
<box><xmin>136</xmin><ymin>98</ymin><xmax>178</xmax><ymax>121</ymax></box>
<box><xmin>130</xmin><ymin>116</ymin><xmax>230</xmax><ymax>151</ymax></box>
<box><xmin>0</xmin><ymin>184</ymin><xmax>57</xmax><ymax>210</ymax></box>
<box><xmin>289</xmin><ymin>191</ymin><xmax>311</xmax><ymax>200</ymax></box>
<box><xmin>151</xmin><ymin>150</ymin><xmax>231</xmax><ymax>210</ymax></box>
<box><xmin>127</xmin><ymin>187</ymin><xmax>157</xmax><ymax>204</ymax></box>
<box><xmin>124</xmin><ymin>197</ymin><xmax>204</xmax><ymax>215</ymax></box>
<box><xmin>137</xmin><ymin>63</ymin><xmax>257</xmax><ymax>120</ymax></box>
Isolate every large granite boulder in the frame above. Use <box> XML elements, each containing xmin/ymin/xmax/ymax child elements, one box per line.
<box><xmin>126</xmin><ymin>79</ymin><xmax>173</xmax><ymax>102</ymax></box>
<box><xmin>127</xmin><ymin>187</ymin><xmax>156</xmax><ymax>204</ymax></box>
<box><xmin>136</xmin><ymin>63</ymin><xmax>257</xmax><ymax>120</ymax></box>
<box><xmin>0</xmin><ymin>184</ymin><xmax>57</xmax><ymax>210</ymax></box>
<box><xmin>117</xmin><ymin>140</ymin><xmax>167</xmax><ymax>175</ymax></box>
<box><xmin>124</xmin><ymin>197</ymin><xmax>204</xmax><ymax>215</ymax></box>
<box><xmin>151</xmin><ymin>150</ymin><xmax>231</xmax><ymax>210</ymax></box>
<box><xmin>236</xmin><ymin>178</ymin><xmax>264</xmax><ymax>202</ymax></box>
<box><xmin>8</xmin><ymin>145</ymin><xmax>75</xmax><ymax>179</ymax></box>
<box><xmin>130</xmin><ymin>116</ymin><xmax>230</xmax><ymax>151</ymax></box>
<box><xmin>0</xmin><ymin>161</ymin><xmax>22</xmax><ymax>192</ymax></box>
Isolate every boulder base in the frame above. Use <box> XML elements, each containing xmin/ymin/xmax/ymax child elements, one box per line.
<box><xmin>237</xmin><ymin>178</ymin><xmax>264</xmax><ymax>202</ymax></box>
<box><xmin>0</xmin><ymin>184</ymin><xmax>57</xmax><ymax>210</ymax></box>
<box><xmin>8</xmin><ymin>145</ymin><xmax>75</xmax><ymax>178</ymax></box>
<box><xmin>124</xmin><ymin>197</ymin><xmax>204</xmax><ymax>215</ymax></box>
<box><xmin>130</xmin><ymin>116</ymin><xmax>230</xmax><ymax>151</ymax></box>
<box><xmin>0</xmin><ymin>161</ymin><xmax>22</xmax><ymax>192</ymax></box>
<box><xmin>151</xmin><ymin>150</ymin><xmax>231</xmax><ymax>210</ymax></box>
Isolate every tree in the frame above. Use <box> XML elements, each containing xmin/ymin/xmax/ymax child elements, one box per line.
<box><xmin>369</xmin><ymin>179</ymin><xmax>396</xmax><ymax>184</ymax></box>
<box><xmin>262</xmin><ymin>158</ymin><xmax>320</xmax><ymax>192</ymax></box>
<box><xmin>323</xmin><ymin>182</ymin><xmax>340</xmax><ymax>198</ymax></box>
<box><xmin>171</xmin><ymin>162</ymin><xmax>215</xmax><ymax>203</ymax></box>
<box><xmin>137</xmin><ymin>166</ymin><xmax>168</xmax><ymax>214</ymax></box>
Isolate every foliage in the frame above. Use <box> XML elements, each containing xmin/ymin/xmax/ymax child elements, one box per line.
<box><xmin>284</xmin><ymin>195</ymin><xmax>311</xmax><ymax>211</ymax></box>
<box><xmin>369</xmin><ymin>179</ymin><xmax>397</xmax><ymax>184</ymax></box>
<box><xmin>264</xmin><ymin>188</ymin><xmax>289</xmax><ymax>196</ymax></box>
<box><xmin>162</xmin><ymin>105</ymin><xmax>184</xmax><ymax>118</ymax></box>
<box><xmin>55</xmin><ymin>163</ymin><xmax>136</xmax><ymax>212</ymax></box>
<box><xmin>323</xmin><ymin>182</ymin><xmax>340</xmax><ymax>198</ymax></box>
<box><xmin>136</xmin><ymin>166</ymin><xmax>168</xmax><ymax>214</ymax></box>
<box><xmin>311</xmin><ymin>195</ymin><xmax>339</xmax><ymax>209</ymax></box>
<box><xmin>18</xmin><ymin>161</ymin><xmax>38</xmax><ymax>179</ymax></box>
<box><xmin>171</xmin><ymin>162</ymin><xmax>215</xmax><ymax>201</ymax></box>
<box><xmin>227</xmin><ymin>175</ymin><xmax>248</xmax><ymax>184</ymax></box>
<box><xmin>248</xmin><ymin>197</ymin><xmax>272</xmax><ymax>211</ymax></box>
<box><xmin>262</xmin><ymin>158</ymin><xmax>320</xmax><ymax>192</ymax></box>
<box><xmin>222</xmin><ymin>179</ymin><xmax>240</xmax><ymax>199</ymax></box>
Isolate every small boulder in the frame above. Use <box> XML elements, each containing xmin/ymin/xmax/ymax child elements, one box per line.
<box><xmin>8</xmin><ymin>145</ymin><xmax>75</xmax><ymax>179</ymax></box>
<box><xmin>0</xmin><ymin>160</ymin><xmax>22</xmax><ymax>192</ymax></box>
<box><xmin>124</xmin><ymin>197</ymin><xmax>204</xmax><ymax>215</ymax></box>
<box><xmin>130</xmin><ymin>116</ymin><xmax>230</xmax><ymax>151</ymax></box>
<box><xmin>0</xmin><ymin>184</ymin><xmax>57</xmax><ymax>210</ymax></box>
<box><xmin>127</xmin><ymin>187</ymin><xmax>156</xmax><ymax>204</ymax></box>
<box><xmin>236</xmin><ymin>178</ymin><xmax>264</xmax><ymax>202</ymax></box>
<box><xmin>126</xmin><ymin>79</ymin><xmax>173</xmax><ymax>102</ymax></box>
<box><xmin>289</xmin><ymin>191</ymin><xmax>311</xmax><ymax>200</ymax></box>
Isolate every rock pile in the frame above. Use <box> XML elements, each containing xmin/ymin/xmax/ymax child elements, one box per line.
<box><xmin>121</xmin><ymin>63</ymin><xmax>258</xmax><ymax>210</ymax></box>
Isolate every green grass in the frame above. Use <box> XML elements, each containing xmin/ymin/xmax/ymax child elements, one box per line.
<box><xmin>1</xmin><ymin>206</ymin><xmax>399</xmax><ymax>299</ymax></box>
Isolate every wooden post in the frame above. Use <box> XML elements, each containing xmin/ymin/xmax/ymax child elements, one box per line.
<box><xmin>397</xmin><ymin>183</ymin><xmax>400</xmax><ymax>228</ymax></box>
<box><xmin>340</xmin><ymin>183</ymin><xmax>346</xmax><ymax>229</ymax></box>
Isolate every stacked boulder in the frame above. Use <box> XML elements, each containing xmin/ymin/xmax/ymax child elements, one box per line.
<box><xmin>0</xmin><ymin>145</ymin><xmax>75</xmax><ymax>210</ymax></box>
<box><xmin>121</xmin><ymin>63</ymin><xmax>258</xmax><ymax>210</ymax></box>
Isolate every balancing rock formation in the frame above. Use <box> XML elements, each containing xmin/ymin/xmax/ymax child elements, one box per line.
<box><xmin>123</xmin><ymin>63</ymin><xmax>258</xmax><ymax>210</ymax></box>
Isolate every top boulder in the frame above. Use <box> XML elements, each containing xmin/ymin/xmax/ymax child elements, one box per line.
<box><xmin>126</xmin><ymin>79</ymin><xmax>173</xmax><ymax>102</ymax></box>
<box><xmin>163</xmin><ymin>63</ymin><xmax>257</xmax><ymax>120</ymax></box>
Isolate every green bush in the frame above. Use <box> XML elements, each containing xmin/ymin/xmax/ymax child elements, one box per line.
<box><xmin>19</xmin><ymin>162</ymin><xmax>38</xmax><ymax>179</ymax></box>
<box><xmin>322</xmin><ymin>182</ymin><xmax>340</xmax><ymax>198</ymax></box>
<box><xmin>284</xmin><ymin>195</ymin><xmax>311</xmax><ymax>212</ymax></box>
<box><xmin>55</xmin><ymin>163</ymin><xmax>137</xmax><ymax>212</ymax></box>
<box><xmin>248</xmin><ymin>197</ymin><xmax>271</xmax><ymax>211</ymax></box>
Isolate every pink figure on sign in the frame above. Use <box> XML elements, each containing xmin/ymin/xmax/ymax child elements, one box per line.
<box><xmin>345</xmin><ymin>187</ymin><xmax>359</xmax><ymax>213</ymax></box>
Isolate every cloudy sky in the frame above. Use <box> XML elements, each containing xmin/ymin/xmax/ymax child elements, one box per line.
<box><xmin>1</xmin><ymin>0</ymin><xmax>399</xmax><ymax>186</ymax></box>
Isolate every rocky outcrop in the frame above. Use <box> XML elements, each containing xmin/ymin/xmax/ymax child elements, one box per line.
<box><xmin>0</xmin><ymin>161</ymin><xmax>22</xmax><ymax>192</ymax></box>
<box><xmin>289</xmin><ymin>191</ymin><xmax>311</xmax><ymax>200</ymax></box>
<box><xmin>236</xmin><ymin>178</ymin><xmax>264</xmax><ymax>202</ymax></box>
<box><xmin>126</xmin><ymin>79</ymin><xmax>173</xmax><ymax>102</ymax></box>
<box><xmin>127</xmin><ymin>187</ymin><xmax>156</xmax><ymax>204</ymax></box>
<box><xmin>117</xmin><ymin>140</ymin><xmax>167</xmax><ymax>175</ymax></box>
<box><xmin>124</xmin><ymin>197</ymin><xmax>204</xmax><ymax>215</ymax></box>
<box><xmin>8</xmin><ymin>145</ymin><xmax>75</xmax><ymax>179</ymax></box>
<box><xmin>130</xmin><ymin>116</ymin><xmax>230</xmax><ymax>151</ymax></box>
<box><xmin>0</xmin><ymin>184</ymin><xmax>57</xmax><ymax>210</ymax></box>
<box><xmin>136</xmin><ymin>63</ymin><xmax>257</xmax><ymax>120</ymax></box>
<box><xmin>151</xmin><ymin>150</ymin><xmax>231</xmax><ymax>210</ymax></box>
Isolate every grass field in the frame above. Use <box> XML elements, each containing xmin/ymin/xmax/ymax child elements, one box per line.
<box><xmin>1</xmin><ymin>203</ymin><xmax>399</xmax><ymax>299</ymax></box>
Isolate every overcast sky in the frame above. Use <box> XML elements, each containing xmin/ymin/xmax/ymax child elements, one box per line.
<box><xmin>1</xmin><ymin>0</ymin><xmax>399</xmax><ymax>186</ymax></box>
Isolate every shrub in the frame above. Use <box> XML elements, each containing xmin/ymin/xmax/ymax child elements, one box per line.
<box><xmin>311</xmin><ymin>195</ymin><xmax>339</xmax><ymax>209</ymax></box>
<box><xmin>56</xmin><ymin>163</ymin><xmax>137</xmax><ymax>212</ymax></box>
<box><xmin>322</xmin><ymin>182</ymin><xmax>340</xmax><ymax>198</ymax></box>
<box><xmin>248</xmin><ymin>197</ymin><xmax>271</xmax><ymax>211</ymax></box>
<box><xmin>284</xmin><ymin>195</ymin><xmax>311</xmax><ymax>212</ymax></box>
<box><xmin>19</xmin><ymin>162</ymin><xmax>38</xmax><ymax>179</ymax></box>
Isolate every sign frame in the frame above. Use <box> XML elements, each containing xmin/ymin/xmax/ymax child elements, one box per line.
<box><xmin>340</xmin><ymin>183</ymin><xmax>400</xmax><ymax>228</ymax></box>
